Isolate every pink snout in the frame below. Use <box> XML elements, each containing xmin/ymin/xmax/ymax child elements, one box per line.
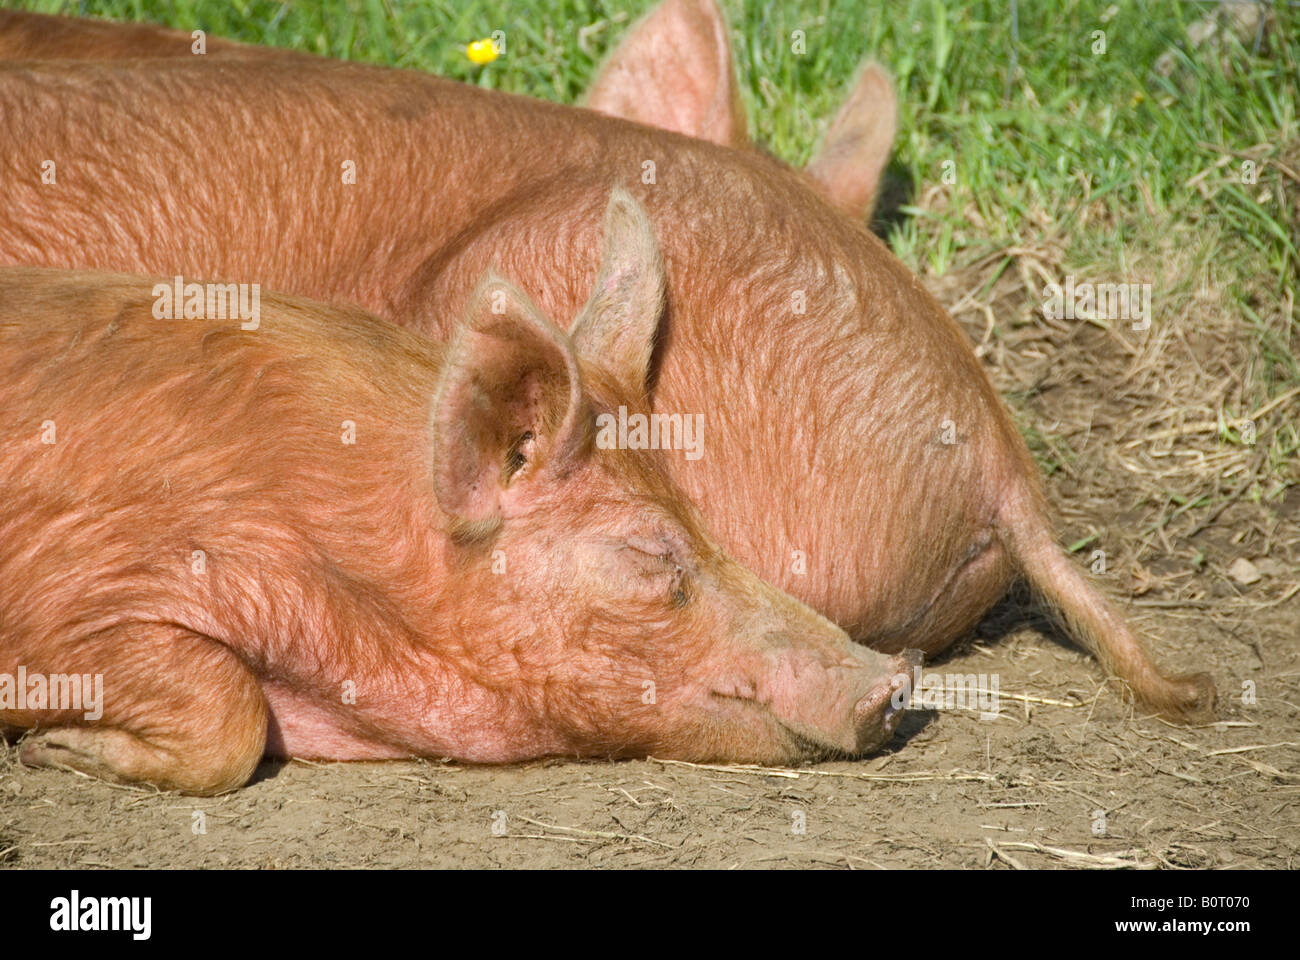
<box><xmin>761</xmin><ymin>646</ymin><xmax>923</xmax><ymax>758</ymax></box>
<box><xmin>850</xmin><ymin>649</ymin><xmax>922</xmax><ymax>754</ymax></box>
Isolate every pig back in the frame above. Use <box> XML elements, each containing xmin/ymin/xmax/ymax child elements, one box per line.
<box><xmin>0</xmin><ymin>267</ymin><xmax>446</xmax><ymax>665</ymax></box>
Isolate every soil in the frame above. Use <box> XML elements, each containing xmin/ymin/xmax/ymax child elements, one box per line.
<box><xmin>2</xmin><ymin>595</ymin><xmax>1295</xmax><ymax>868</ymax></box>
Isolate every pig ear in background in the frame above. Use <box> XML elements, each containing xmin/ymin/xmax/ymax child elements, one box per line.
<box><xmin>804</xmin><ymin>62</ymin><xmax>898</xmax><ymax>222</ymax></box>
<box><xmin>431</xmin><ymin>273</ymin><xmax>587</xmax><ymax>530</ymax></box>
<box><xmin>583</xmin><ymin>0</ymin><xmax>749</xmax><ymax>149</ymax></box>
<box><xmin>570</xmin><ymin>187</ymin><xmax>666</xmax><ymax>397</ymax></box>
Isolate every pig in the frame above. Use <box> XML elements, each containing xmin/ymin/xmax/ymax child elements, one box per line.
<box><xmin>0</xmin><ymin>192</ymin><xmax>918</xmax><ymax>795</ymax></box>
<box><xmin>0</xmin><ymin>55</ymin><xmax>1214</xmax><ymax>722</ymax></box>
<box><xmin>0</xmin><ymin>1</ymin><xmax>898</xmax><ymax>222</ymax></box>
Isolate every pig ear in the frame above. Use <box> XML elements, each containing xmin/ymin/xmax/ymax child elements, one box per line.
<box><xmin>431</xmin><ymin>273</ymin><xmax>588</xmax><ymax>530</ymax></box>
<box><xmin>804</xmin><ymin>62</ymin><xmax>898</xmax><ymax>221</ymax></box>
<box><xmin>583</xmin><ymin>0</ymin><xmax>749</xmax><ymax>149</ymax></box>
<box><xmin>570</xmin><ymin>188</ymin><xmax>666</xmax><ymax>397</ymax></box>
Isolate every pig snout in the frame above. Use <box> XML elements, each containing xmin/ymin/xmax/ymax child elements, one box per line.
<box><xmin>699</xmin><ymin>560</ymin><xmax>922</xmax><ymax>761</ymax></box>
<box><xmin>854</xmin><ymin>647</ymin><xmax>923</xmax><ymax>751</ymax></box>
<box><xmin>757</xmin><ymin>643</ymin><xmax>921</xmax><ymax>757</ymax></box>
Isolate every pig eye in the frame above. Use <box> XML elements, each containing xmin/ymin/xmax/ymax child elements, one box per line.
<box><xmin>623</xmin><ymin>539</ymin><xmax>692</xmax><ymax>608</ymax></box>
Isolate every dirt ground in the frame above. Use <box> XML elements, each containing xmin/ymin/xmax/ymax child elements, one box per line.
<box><xmin>2</xmin><ymin>212</ymin><xmax>1297</xmax><ymax>871</ymax></box>
<box><xmin>2</xmin><ymin>596</ymin><xmax>1295</xmax><ymax>869</ymax></box>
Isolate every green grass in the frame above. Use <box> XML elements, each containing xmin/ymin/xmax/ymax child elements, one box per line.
<box><xmin>12</xmin><ymin>0</ymin><xmax>1300</xmax><ymax>479</ymax></box>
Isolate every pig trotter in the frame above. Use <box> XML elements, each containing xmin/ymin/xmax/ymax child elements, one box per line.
<box><xmin>15</xmin><ymin>624</ymin><xmax>267</xmax><ymax>795</ymax></box>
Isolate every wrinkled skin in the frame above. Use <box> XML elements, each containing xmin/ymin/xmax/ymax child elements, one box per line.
<box><xmin>0</xmin><ymin>195</ymin><xmax>916</xmax><ymax>795</ymax></box>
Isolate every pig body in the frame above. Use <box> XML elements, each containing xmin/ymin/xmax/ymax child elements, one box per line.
<box><xmin>0</xmin><ymin>57</ymin><xmax>1213</xmax><ymax>719</ymax></box>
<box><xmin>0</xmin><ymin>199</ymin><xmax>917</xmax><ymax>794</ymax></box>
<box><xmin>0</xmin><ymin>4</ymin><xmax>897</xmax><ymax>221</ymax></box>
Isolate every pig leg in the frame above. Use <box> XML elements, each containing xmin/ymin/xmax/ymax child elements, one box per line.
<box><xmin>866</xmin><ymin>541</ymin><xmax>1013</xmax><ymax>657</ymax></box>
<box><xmin>13</xmin><ymin>623</ymin><xmax>266</xmax><ymax>795</ymax></box>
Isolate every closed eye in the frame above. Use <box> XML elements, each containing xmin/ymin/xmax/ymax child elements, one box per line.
<box><xmin>623</xmin><ymin>542</ymin><xmax>693</xmax><ymax>608</ymax></box>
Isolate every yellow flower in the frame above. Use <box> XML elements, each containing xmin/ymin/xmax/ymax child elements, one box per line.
<box><xmin>466</xmin><ymin>39</ymin><xmax>498</xmax><ymax>65</ymax></box>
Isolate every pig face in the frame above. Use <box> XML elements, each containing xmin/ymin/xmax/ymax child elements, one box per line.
<box><xmin>428</xmin><ymin>189</ymin><xmax>917</xmax><ymax>764</ymax></box>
